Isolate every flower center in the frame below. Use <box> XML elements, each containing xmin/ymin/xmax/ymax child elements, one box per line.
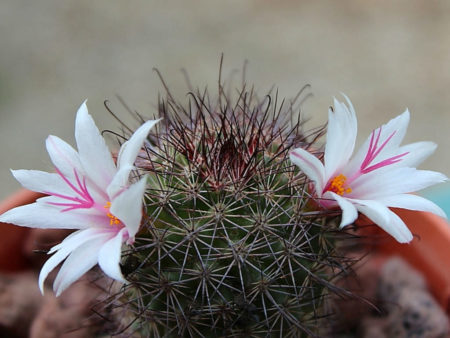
<box><xmin>103</xmin><ymin>202</ymin><xmax>121</xmax><ymax>226</ymax></box>
<box><xmin>327</xmin><ymin>174</ymin><xmax>352</xmax><ymax>196</ymax></box>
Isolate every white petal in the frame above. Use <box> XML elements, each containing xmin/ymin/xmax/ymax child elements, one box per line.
<box><xmin>354</xmin><ymin>167</ymin><xmax>447</xmax><ymax>199</ymax></box>
<box><xmin>38</xmin><ymin>228</ymin><xmax>102</xmax><ymax>293</ymax></box>
<box><xmin>324</xmin><ymin>191</ymin><xmax>358</xmax><ymax>228</ymax></box>
<box><xmin>380</xmin><ymin>109</ymin><xmax>410</xmax><ymax>148</ymax></box>
<box><xmin>12</xmin><ymin>169</ymin><xmax>108</xmax><ymax>211</ymax></box>
<box><xmin>347</xmin><ymin>166</ymin><xmax>393</xmax><ymax>197</ymax></box>
<box><xmin>53</xmin><ymin>233</ymin><xmax>112</xmax><ymax>296</ymax></box>
<box><xmin>36</xmin><ymin>195</ymin><xmax>113</xmax><ymax>225</ymax></box>
<box><xmin>47</xmin><ymin>227</ymin><xmax>110</xmax><ymax>254</ymax></box>
<box><xmin>353</xmin><ymin>199</ymin><xmax>413</xmax><ymax>243</ymax></box>
<box><xmin>117</xmin><ymin>119</ymin><xmax>161</xmax><ymax>170</ymax></box>
<box><xmin>110</xmin><ymin>175</ymin><xmax>147</xmax><ymax>239</ymax></box>
<box><xmin>396</xmin><ymin>141</ymin><xmax>437</xmax><ymax>168</ymax></box>
<box><xmin>46</xmin><ymin>135</ymin><xmax>84</xmax><ymax>180</ymax></box>
<box><xmin>74</xmin><ymin>101</ymin><xmax>117</xmax><ymax>190</ymax></box>
<box><xmin>0</xmin><ymin>201</ymin><xmax>91</xmax><ymax>229</ymax></box>
<box><xmin>346</xmin><ymin>110</ymin><xmax>410</xmax><ymax>175</ymax></box>
<box><xmin>106</xmin><ymin>164</ymin><xmax>134</xmax><ymax>200</ymax></box>
<box><xmin>386</xmin><ymin>211</ymin><xmax>414</xmax><ymax>243</ymax></box>
<box><xmin>324</xmin><ymin>96</ymin><xmax>357</xmax><ymax>178</ymax></box>
<box><xmin>107</xmin><ymin>119</ymin><xmax>160</xmax><ymax>199</ymax></box>
<box><xmin>377</xmin><ymin>194</ymin><xmax>447</xmax><ymax>219</ymax></box>
<box><xmin>290</xmin><ymin>148</ymin><xmax>325</xmax><ymax>196</ymax></box>
<box><xmin>11</xmin><ymin>169</ymin><xmax>73</xmax><ymax>196</ymax></box>
<box><xmin>98</xmin><ymin>228</ymin><xmax>127</xmax><ymax>283</ymax></box>
<box><xmin>46</xmin><ymin>135</ymin><xmax>108</xmax><ymax>201</ymax></box>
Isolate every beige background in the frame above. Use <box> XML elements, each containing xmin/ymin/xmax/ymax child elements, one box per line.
<box><xmin>0</xmin><ymin>0</ymin><xmax>449</xmax><ymax>200</ymax></box>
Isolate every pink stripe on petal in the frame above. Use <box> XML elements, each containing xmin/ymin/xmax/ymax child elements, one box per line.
<box><xmin>360</xmin><ymin>128</ymin><xmax>380</xmax><ymax>170</ymax></box>
<box><xmin>47</xmin><ymin>200</ymin><xmax>92</xmax><ymax>212</ymax></box>
<box><xmin>45</xmin><ymin>168</ymin><xmax>95</xmax><ymax>211</ymax></box>
<box><xmin>55</xmin><ymin>168</ymin><xmax>86</xmax><ymax>198</ymax></box>
<box><xmin>359</xmin><ymin>127</ymin><xmax>408</xmax><ymax>174</ymax></box>
<box><xmin>362</xmin><ymin>152</ymin><xmax>409</xmax><ymax>174</ymax></box>
<box><xmin>370</xmin><ymin>129</ymin><xmax>394</xmax><ymax>161</ymax></box>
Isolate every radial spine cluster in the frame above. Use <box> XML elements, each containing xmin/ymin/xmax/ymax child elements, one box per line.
<box><xmin>116</xmin><ymin>81</ymin><xmax>349</xmax><ymax>337</ymax></box>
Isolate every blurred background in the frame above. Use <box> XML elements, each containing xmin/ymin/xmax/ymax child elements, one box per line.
<box><xmin>0</xmin><ymin>0</ymin><xmax>449</xmax><ymax>200</ymax></box>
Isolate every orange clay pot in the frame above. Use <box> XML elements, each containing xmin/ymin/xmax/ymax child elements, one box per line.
<box><xmin>358</xmin><ymin>209</ymin><xmax>450</xmax><ymax>315</ymax></box>
<box><xmin>0</xmin><ymin>189</ymin><xmax>45</xmax><ymax>271</ymax></box>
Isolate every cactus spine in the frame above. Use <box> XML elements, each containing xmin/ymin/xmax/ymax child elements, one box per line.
<box><xmin>110</xmin><ymin>80</ymin><xmax>350</xmax><ymax>337</ymax></box>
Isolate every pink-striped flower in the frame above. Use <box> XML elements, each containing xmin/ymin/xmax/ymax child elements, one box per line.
<box><xmin>290</xmin><ymin>96</ymin><xmax>447</xmax><ymax>243</ymax></box>
<box><xmin>0</xmin><ymin>102</ymin><xmax>159</xmax><ymax>295</ymax></box>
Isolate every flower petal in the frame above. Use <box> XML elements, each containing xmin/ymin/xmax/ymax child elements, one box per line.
<box><xmin>396</xmin><ymin>141</ymin><xmax>437</xmax><ymax>168</ymax></box>
<box><xmin>324</xmin><ymin>96</ymin><xmax>357</xmax><ymax>178</ymax></box>
<box><xmin>107</xmin><ymin>119</ymin><xmax>160</xmax><ymax>199</ymax></box>
<box><xmin>290</xmin><ymin>148</ymin><xmax>325</xmax><ymax>196</ymax></box>
<box><xmin>0</xmin><ymin>201</ymin><xmax>91</xmax><ymax>229</ymax></box>
<box><xmin>98</xmin><ymin>228</ymin><xmax>127</xmax><ymax>283</ymax></box>
<box><xmin>353</xmin><ymin>199</ymin><xmax>413</xmax><ymax>243</ymax></box>
<box><xmin>53</xmin><ymin>233</ymin><xmax>112</xmax><ymax>296</ymax></box>
<box><xmin>385</xmin><ymin>210</ymin><xmax>414</xmax><ymax>243</ymax></box>
<box><xmin>46</xmin><ymin>135</ymin><xmax>84</xmax><ymax>180</ymax></box>
<box><xmin>38</xmin><ymin>228</ymin><xmax>103</xmax><ymax>293</ymax></box>
<box><xmin>11</xmin><ymin>169</ymin><xmax>73</xmax><ymax>196</ymax></box>
<box><xmin>379</xmin><ymin>109</ymin><xmax>410</xmax><ymax>148</ymax></box>
<box><xmin>346</xmin><ymin>109</ymin><xmax>410</xmax><ymax>175</ymax></box>
<box><xmin>74</xmin><ymin>101</ymin><xmax>116</xmax><ymax>190</ymax></box>
<box><xmin>353</xmin><ymin>167</ymin><xmax>447</xmax><ymax>199</ymax></box>
<box><xmin>324</xmin><ymin>191</ymin><xmax>358</xmax><ymax>228</ymax></box>
<box><xmin>377</xmin><ymin>194</ymin><xmax>447</xmax><ymax>219</ymax></box>
<box><xmin>110</xmin><ymin>175</ymin><xmax>147</xmax><ymax>239</ymax></box>
<box><xmin>106</xmin><ymin>165</ymin><xmax>134</xmax><ymax>200</ymax></box>
<box><xmin>117</xmin><ymin>119</ymin><xmax>161</xmax><ymax>170</ymax></box>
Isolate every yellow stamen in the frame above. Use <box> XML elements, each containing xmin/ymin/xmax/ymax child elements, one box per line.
<box><xmin>104</xmin><ymin>202</ymin><xmax>121</xmax><ymax>226</ymax></box>
<box><xmin>328</xmin><ymin>174</ymin><xmax>352</xmax><ymax>196</ymax></box>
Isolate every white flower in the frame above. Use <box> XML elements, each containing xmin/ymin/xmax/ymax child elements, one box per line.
<box><xmin>0</xmin><ymin>101</ymin><xmax>160</xmax><ymax>295</ymax></box>
<box><xmin>290</xmin><ymin>96</ymin><xmax>447</xmax><ymax>243</ymax></box>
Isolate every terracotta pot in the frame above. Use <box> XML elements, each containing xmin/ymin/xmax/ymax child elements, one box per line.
<box><xmin>358</xmin><ymin>208</ymin><xmax>450</xmax><ymax>315</ymax></box>
<box><xmin>0</xmin><ymin>189</ymin><xmax>44</xmax><ymax>271</ymax></box>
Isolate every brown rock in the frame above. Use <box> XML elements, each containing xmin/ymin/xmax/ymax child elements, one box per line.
<box><xmin>378</xmin><ymin>256</ymin><xmax>427</xmax><ymax>308</ymax></box>
<box><xmin>360</xmin><ymin>317</ymin><xmax>387</xmax><ymax>338</ymax></box>
<box><xmin>30</xmin><ymin>276</ymin><xmax>102</xmax><ymax>338</ymax></box>
<box><xmin>385</xmin><ymin>287</ymin><xmax>449</xmax><ymax>338</ymax></box>
<box><xmin>359</xmin><ymin>257</ymin><xmax>450</xmax><ymax>338</ymax></box>
<box><xmin>0</xmin><ymin>272</ymin><xmax>43</xmax><ymax>337</ymax></box>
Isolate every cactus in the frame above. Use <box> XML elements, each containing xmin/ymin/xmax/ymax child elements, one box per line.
<box><xmin>106</xmin><ymin>76</ymin><xmax>352</xmax><ymax>337</ymax></box>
